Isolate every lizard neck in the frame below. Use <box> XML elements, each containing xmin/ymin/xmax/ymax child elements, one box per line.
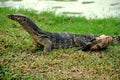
<box><xmin>18</xmin><ymin>18</ymin><xmax>46</xmax><ymax>43</ymax></box>
<box><xmin>19</xmin><ymin>18</ymin><xmax>43</xmax><ymax>35</ymax></box>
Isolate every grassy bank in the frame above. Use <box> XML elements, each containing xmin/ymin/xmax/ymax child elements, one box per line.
<box><xmin>0</xmin><ymin>7</ymin><xmax>120</xmax><ymax>80</ymax></box>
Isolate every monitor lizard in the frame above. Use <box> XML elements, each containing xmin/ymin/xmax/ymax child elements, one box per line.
<box><xmin>8</xmin><ymin>14</ymin><xmax>120</xmax><ymax>52</ymax></box>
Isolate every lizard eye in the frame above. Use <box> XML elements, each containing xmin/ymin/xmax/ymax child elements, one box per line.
<box><xmin>16</xmin><ymin>17</ymin><xmax>20</xmax><ymax>21</ymax></box>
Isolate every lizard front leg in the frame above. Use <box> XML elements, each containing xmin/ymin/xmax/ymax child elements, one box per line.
<box><xmin>38</xmin><ymin>38</ymin><xmax>52</xmax><ymax>52</ymax></box>
<box><xmin>29</xmin><ymin>41</ymin><xmax>43</xmax><ymax>53</ymax></box>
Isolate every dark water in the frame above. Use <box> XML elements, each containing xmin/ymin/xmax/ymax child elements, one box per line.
<box><xmin>0</xmin><ymin>0</ymin><xmax>120</xmax><ymax>19</ymax></box>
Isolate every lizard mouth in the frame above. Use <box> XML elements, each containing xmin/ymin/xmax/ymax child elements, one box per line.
<box><xmin>7</xmin><ymin>14</ymin><xmax>15</xmax><ymax>20</ymax></box>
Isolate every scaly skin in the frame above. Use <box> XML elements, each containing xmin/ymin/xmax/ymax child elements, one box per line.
<box><xmin>8</xmin><ymin>14</ymin><xmax>119</xmax><ymax>52</ymax></box>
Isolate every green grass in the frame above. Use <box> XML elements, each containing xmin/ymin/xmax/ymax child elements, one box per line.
<box><xmin>0</xmin><ymin>7</ymin><xmax>120</xmax><ymax>80</ymax></box>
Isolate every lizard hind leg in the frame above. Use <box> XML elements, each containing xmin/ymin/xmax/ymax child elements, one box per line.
<box><xmin>74</xmin><ymin>37</ymin><xmax>92</xmax><ymax>51</ymax></box>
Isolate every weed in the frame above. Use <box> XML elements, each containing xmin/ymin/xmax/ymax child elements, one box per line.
<box><xmin>0</xmin><ymin>7</ymin><xmax>120</xmax><ymax>80</ymax></box>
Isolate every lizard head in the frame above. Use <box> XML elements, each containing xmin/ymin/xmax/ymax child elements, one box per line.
<box><xmin>8</xmin><ymin>14</ymin><xmax>27</xmax><ymax>23</ymax></box>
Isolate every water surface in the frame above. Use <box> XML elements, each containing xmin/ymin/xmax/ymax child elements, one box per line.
<box><xmin>0</xmin><ymin>0</ymin><xmax>120</xmax><ymax>19</ymax></box>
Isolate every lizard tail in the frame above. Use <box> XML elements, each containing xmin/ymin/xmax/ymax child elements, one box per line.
<box><xmin>112</xmin><ymin>36</ymin><xmax>120</xmax><ymax>43</ymax></box>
